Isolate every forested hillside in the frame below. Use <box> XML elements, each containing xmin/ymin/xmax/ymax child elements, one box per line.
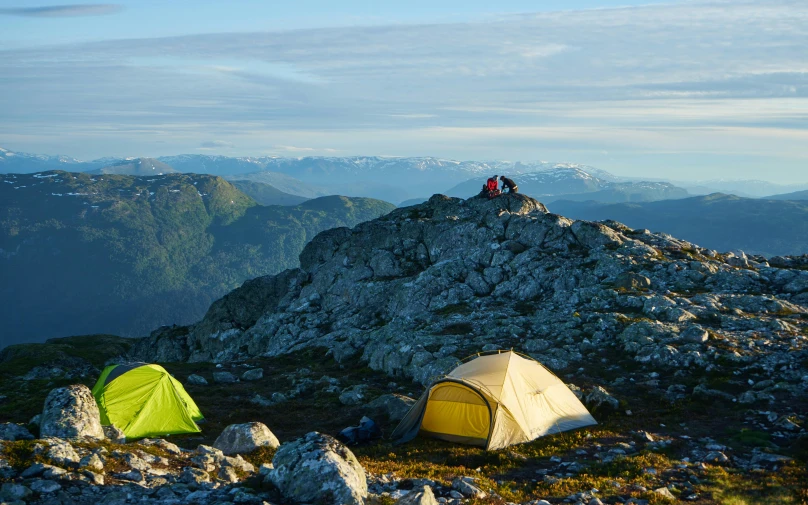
<box><xmin>0</xmin><ymin>171</ymin><xmax>394</xmax><ymax>346</ymax></box>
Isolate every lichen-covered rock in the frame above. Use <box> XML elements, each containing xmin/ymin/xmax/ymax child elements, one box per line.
<box><xmin>681</xmin><ymin>325</ymin><xmax>709</xmax><ymax>343</ymax></box>
<box><xmin>612</xmin><ymin>272</ymin><xmax>652</xmax><ymax>290</ymax></box>
<box><xmin>43</xmin><ymin>438</ymin><xmax>80</xmax><ymax>466</ymax></box>
<box><xmin>452</xmin><ymin>477</ymin><xmax>487</xmax><ymax>498</ymax></box>
<box><xmin>103</xmin><ymin>424</ymin><xmax>126</xmax><ymax>443</ymax></box>
<box><xmin>213</xmin><ymin>422</ymin><xmax>280</xmax><ymax>455</ymax></box>
<box><xmin>0</xmin><ymin>423</ymin><xmax>33</xmax><ymax>441</ymax></box>
<box><xmin>585</xmin><ymin>386</ymin><xmax>619</xmax><ymax>411</ymax></box>
<box><xmin>364</xmin><ymin>394</ymin><xmax>416</xmax><ymax>421</ymax></box>
<box><xmin>40</xmin><ymin>384</ymin><xmax>105</xmax><ymax>440</ymax></box>
<box><xmin>397</xmin><ymin>485</ymin><xmax>439</xmax><ymax>505</ymax></box>
<box><xmin>339</xmin><ymin>384</ymin><xmax>369</xmax><ymax>406</ymax></box>
<box><xmin>269</xmin><ymin>432</ymin><xmax>367</xmax><ymax>505</ymax></box>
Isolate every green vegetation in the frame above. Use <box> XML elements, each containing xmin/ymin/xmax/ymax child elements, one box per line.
<box><xmin>0</xmin><ymin>171</ymin><xmax>395</xmax><ymax>346</ymax></box>
<box><xmin>230</xmin><ymin>179</ymin><xmax>309</xmax><ymax>206</ymax></box>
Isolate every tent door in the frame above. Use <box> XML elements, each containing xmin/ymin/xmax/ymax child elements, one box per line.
<box><xmin>419</xmin><ymin>382</ymin><xmax>492</xmax><ymax>447</ymax></box>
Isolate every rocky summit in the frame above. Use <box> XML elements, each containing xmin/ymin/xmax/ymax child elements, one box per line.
<box><xmin>138</xmin><ymin>193</ymin><xmax>807</xmax><ymax>392</ymax></box>
<box><xmin>2</xmin><ymin>192</ymin><xmax>807</xmax><ymax>505</ymax></box>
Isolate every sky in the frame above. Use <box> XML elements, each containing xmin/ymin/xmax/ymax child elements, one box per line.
<box><xmin>0</xmin><ymin>0</ymin><xmax>807</xmax><ymax>183</ymax></box>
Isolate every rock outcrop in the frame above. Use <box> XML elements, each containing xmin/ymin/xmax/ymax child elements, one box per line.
<box><xmin>131</xmin><ymin>193</ymin><xmax>806</xmax><ymax>401</ymax></box>
<box><xmin>39</xmin><ymin>385</ymin><xmax>105</xmax><ymax>440</ymax></box>
<box><xmin>268</xmin><ymin>431</ymin><xmax>367</xmax><ymax>505</ymax></box>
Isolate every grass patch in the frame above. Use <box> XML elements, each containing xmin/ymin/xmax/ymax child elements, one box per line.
<box><xmin>242</xmin><ymin>446</ymin><xmax>277</xmax><ymax>468</ymax></box>
<box><xmin>705</xmin><ymin>466</ymin><xmax>808</xmax><ymax>505</ymax></box>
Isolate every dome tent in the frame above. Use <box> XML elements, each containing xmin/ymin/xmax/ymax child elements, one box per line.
<box><xmin>391</xmin><ymin>351</ymin><xmax>596</xmax><ymax>450</ymax></box>
<box><xmin>92</xmin><ymin>363</ymin><xmax>204</xmax><ymax>439</ymax></box>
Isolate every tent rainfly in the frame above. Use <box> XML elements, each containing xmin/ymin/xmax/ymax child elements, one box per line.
<box><xmin>92</xmin><ymin>363</ymin><xmax>204</xmax><ymax>439</ymax></box>
<box><xmin>391</xmin><ymin>351</ymin><xmax>596</xmax><ymax>450</ymax></box>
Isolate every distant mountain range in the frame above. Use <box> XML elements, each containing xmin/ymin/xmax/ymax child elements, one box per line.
<box><xmin>445</xmin><ymin>168</ymin><xmax>689</xmax><ymax>203</ymax></box>
<box><xmin>0</xmin><ymin>147</ymin><xmax>666</xmax><ymax>204</ymax></box>
<box><xmin>550</xmin><ymin>193</ymin><xmax>808</xmax><ymax>257</ymax></box>
<box><xmin>3</xmin><ymin>146</ymin><xmax>807</xmax><ymax>205</ymax></box>
<box><xmin>765</xmin><ymin>189</ymin><xmax>808</xmax><ymax>201</ymax></box>
<box><xmin>87</xmin><ymin>157</ymin><xmax>177</xmax><ymax>176</ymax></box>
<box><xmin>0</xmin><ymin>170</ymin><xmax>394</xmax><ymax>347</ymax></box>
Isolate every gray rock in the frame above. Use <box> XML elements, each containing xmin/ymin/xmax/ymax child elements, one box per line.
<box><xmin>0</xmin><ymin>456</ymin><xmax>15</xmax><ymax>480</ymax></box>
<box><xmin>80</xmin><ymin>453</ymin><xmax>105</xmax><ymax>472</ymax></box>
<box><xmin>29</xmin><ymin>479</ymin><xmax>61</xmax><ymax>494</ymax></box>
<box><xmin>103</xmin><ymin>424</ymin><xmax>126</xmax><ymax>443</ymax></box>
<box><xmin>0</xmin><ymin>423</ymin><xmax>33</xmax><ymax>441</ymax></box>
<box><xmin>751</xmin><ymin>452</ymin><xmax>793</xmax><ymax>465</ymax></box>
<box><xmin>339</xmin><ymin>384</ymin><xmax>369</xmax><ymax>406</ymax></box>
<box><xmin>213</xmin><ymin>422</ymin><xmax>280</xmax><ymax>455</ymax></box>
<box><xmin>213</xmin><ymin>371</ymin><xmax>238</xmax><ymax>384</ymax></box>
<box><xmin>180</xmin><ymin>466</ymin><xmax>211</xmax><ymax>486</ymax></box>
<box><xmin>40</xmin><ymin>384</ymin><xmax>105</xmax><ymax>440</ymax></box>
<box><xmin>364</xmin><ymin>394</ymin><xmax>416</xmax><ymax>421</ymax></box>
<box><xmin>396</xmin><ymin>485</ymin><xmax>439</xmax><ymax>505</ymax></box>
<box><xmin>681</xmin><ymin>326</ymin><xmax>709</xmax><ymax>343</ymax></box>
<box><xmin>45</xmin><ymin>439</ymin><xmax>80</xmax><ymax>466</ymax></box>
<box><xmin>113</xmin><ymin>469</ymin><xmax>143</xmax><ymax>482</ymax></box>
<box><xmin>653</xmin><ymin>487</ymin><xmax>676</xmax><ymax>500</ymax></box>
<box><xmin>219</xmin><ymin>466</ymin><xmax>239</xmax><ymax>483</ymax></box>
<box><xmin>585</xmin><ymin>386</ymin><xmax>619</xmax><ymax>411</ymax></box>
<box><xmin>693</xmin><ymin>384</ymin><xmax>735</xmax><ymax>402</ymax></box>
<box><xmin>613</xmin><ymin>272</ymin><xmax>652</xmax><ymax>290</ymax></box>
<box><xmin>21</xmin><ymin>463</ymin><xmax>59</xmax><ymax>479</ymax></box>
<box><xmin>22</xmin><ymin>366</ymin><xmax>64</xmax><ymax>381</ymax></box>
<box><xmin>269</xmin><ymin>432</ymin><xmax>367</xmax><ymax>505</ymax></box>
<box><xmin>186</xmin><ymin>374</ymin><xmax>208</xmax><ymax>386</ymax></box>
<box><xmin>451</xmin><ymin>477</ymin><xmax>487</xmax><ymax>499</ymax></box>
<box><xmin>241</xmin><ymin>368</ymin><xmax>264</xmax><ymax>381</ymax></box>
<box><xmin>0</xmin><ymin>483</ymin><xmax>31</xmax><ymax>501</ymax></box>
<box><xmin>705</xmin><ymin>451</ymin><xmax>729</xmax><ymax>464</ymax></box>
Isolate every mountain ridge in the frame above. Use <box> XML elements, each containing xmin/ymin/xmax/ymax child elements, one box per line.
<box><xmin>549</xmin><ymin>193</ymin><xmax>808</xmax><ymax>257</ymax></box>
<box><xmin>0</xmin><ymin>170</ymin><xmax>395</xmax><ymax>347</ymax></box>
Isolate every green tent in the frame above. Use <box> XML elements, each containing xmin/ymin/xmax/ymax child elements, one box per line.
<box><xmin>92</xmin><ymin>363</ymin><xmax>204</xmax><ymax>439</ymax></box>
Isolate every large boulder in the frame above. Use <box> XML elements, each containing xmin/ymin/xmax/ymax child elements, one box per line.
<box><xmin>40</xmin><ymin>385</ymin><xmax>104</xmax><ymax>440</ymax></box>
<box><xmin>269</xmin><ymin>432</ymin><xmax>367</xmax><ymax>505</ymax></box>
<box><xmin>213</xmin><ymin>422</ymin><xmax>280</xmax><ymax>455</ymax></box>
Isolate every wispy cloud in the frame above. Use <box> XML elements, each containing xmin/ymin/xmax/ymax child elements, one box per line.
<box><xmin>198</xmin><ymin>140</ymin><xmax>235</xmax><ymax>150</ymax></box>
<box><xmin>0</xmin><ymin>4</ymin><xmax>123</xmax><ymax>17</ymax></box>
<box><xmin>0</xmin><ymin>0</ymin><xmax>807</xmax><ymax>181</ymax></box>
<box><xmin>275</xmin><ymin>145</ymin><xmax>339</xmax><ymax>153</ymax></box>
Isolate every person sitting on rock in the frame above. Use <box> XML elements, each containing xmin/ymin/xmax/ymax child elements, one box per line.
<box><xmin>480</xmin><ymin>175</ymin><xmax>502</xmax><ymax>199</ymax></box>
<box><xmin>499</xmin><ymin>175</ymin><xmax>518</xmax><ymax>193</ymax></box>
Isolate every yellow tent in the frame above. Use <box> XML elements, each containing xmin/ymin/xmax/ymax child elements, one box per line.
<box><xmin>391</xmin><ymin>351</ymin><xmax>596</xmax><ymax>450</ymax></box>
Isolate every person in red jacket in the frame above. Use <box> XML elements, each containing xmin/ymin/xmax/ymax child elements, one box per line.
<box><xmin>481</xmin><ymin>175</ymin><xmax>501</xmax><ymax>199</ymax></box>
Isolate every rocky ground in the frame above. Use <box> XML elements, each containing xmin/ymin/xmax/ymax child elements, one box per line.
<box><xmin>1</xmin><ymin>193</ymin><xmax>807</xmax><ymax>504</ymax></box>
